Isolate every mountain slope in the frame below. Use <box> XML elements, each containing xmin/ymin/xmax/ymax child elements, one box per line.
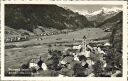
<box><xmin>97</xmin><ymin>11</ymin><xmax>122</xmax><ymax>29</ymax></box>
<box><xmin>98</xmin><ymin>11</ymin><xmax>123</xmax><ymax>69</ymax></box>
<box><xmin>5</xmin><ymin>4</ymin><xmax>93</xmax><ymax>33</ymax></box>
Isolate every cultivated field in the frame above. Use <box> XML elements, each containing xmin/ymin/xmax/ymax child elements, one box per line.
<box><xmin>4</xmin><ymin>28</ymin><xmax>110</xmax><ymax>72</ymax></box>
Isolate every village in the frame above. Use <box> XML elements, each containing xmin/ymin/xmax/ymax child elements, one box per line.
<box><xmin>5</xmin><ymin>29</ymin><xmax>74</xmax><ymax>43</ymax></box>
<box><xmin>4</xmin><ymin>4</ymin><xmax>123</xmax><ymax>78</ymax></box>
<box><xmin>5</xmin><ymin>33</ymin><xmax>122</xmax><ymax>77</ymax></box>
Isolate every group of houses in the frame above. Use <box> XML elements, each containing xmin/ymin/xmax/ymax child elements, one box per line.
<box><xmin>38</xmin><ymin>30</ymin><xmax>73</xmax><ymax>36</ymax></box>
<box><xmin>5</xmin><ymin>29</ymin><xmax>73</xmax><ymax>43</ymax></box>
<box><xmin>12</xmin><ymin>35</ymin><xmax>121</xmax><ymax>77</ymax></box>
<box><xmin>5</xmin><ymin>36</ymin><xmax>29</xmax><ymax>43</ymax></box>
<box><xmin>6</xmin><ymin>35</ymin><xmax>121</xmax><ymax>77</ymax></box>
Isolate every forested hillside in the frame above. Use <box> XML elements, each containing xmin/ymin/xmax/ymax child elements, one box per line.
<box><xmin>5</xmin><ymin>4</ymin><xmax>93</xmax><ymax>33</ymax></box>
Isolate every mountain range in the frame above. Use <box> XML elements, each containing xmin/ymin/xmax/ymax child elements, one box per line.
<box><xmin>5</xmin><ymin>4</ymin><xmax>122</xmax><ymax>41</ymax></box>
<box><xmin>75</xmin><ymin>7</ymin><xmax>122</xmax><ymax>26</ymax></box>
<box><xmin>5</xmin><ymin>4</ymin><xmax>93</xmax><ymax>35</ymax></box>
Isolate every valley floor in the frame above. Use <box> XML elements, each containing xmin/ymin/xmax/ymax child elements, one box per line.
<box><xmin>4</xmin><ymin>28</ymin><xmax>114</xmax><ymax>77</ymax></box>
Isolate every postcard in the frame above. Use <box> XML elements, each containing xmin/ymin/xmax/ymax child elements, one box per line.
<box><xmin>0</xmin><ymin>1</ymin><xmax>127</xmax><ymax>81</ymax></box>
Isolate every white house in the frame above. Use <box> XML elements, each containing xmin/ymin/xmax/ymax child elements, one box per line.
<box><xmin>73</xmin><ymin>45</ymin><xmax>82</xmax><ymax>50</ymax></box>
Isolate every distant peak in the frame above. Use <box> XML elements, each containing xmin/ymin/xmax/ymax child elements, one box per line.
<box><xmin>75</xmin><ymin>7</ymin><xmax>122</xmax><ymax>17</ymax></box>
<box><xmin>101</xmin><ymin>7</ymin><xmax>122</xmax><ymax>14</ymax></box>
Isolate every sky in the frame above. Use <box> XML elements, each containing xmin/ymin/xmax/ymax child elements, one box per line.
<box><xmin>58</xmin><ymin>4</ymin><xmax>122</xmax><ymax>13</ymax></box>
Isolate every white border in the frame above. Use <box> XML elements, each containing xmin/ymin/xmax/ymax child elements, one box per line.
<box><xmin>1</xmin><ymin>1</ymin><xmax>127</xmax><ymax>81</ymax></box>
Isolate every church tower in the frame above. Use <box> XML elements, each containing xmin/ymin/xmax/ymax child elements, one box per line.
<box><xmin>82</xmin><ymin>35</ymin><xmax>87</xmax><ymax>52</ymax></box>
<box><xmin>82</xmin><ymin>35</ymin><xmax>93</xmax><ymax>66</ymax></box>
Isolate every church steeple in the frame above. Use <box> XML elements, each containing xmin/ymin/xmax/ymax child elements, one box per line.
<box><xmin>83</xmin><ymin>35</ymin><xmax>87</xmax><ymax>41</ymax></box>
<box><xmin>82</xmin><ymin>35</ymin><xmax>87</xmax><ymax>52</ymax></box>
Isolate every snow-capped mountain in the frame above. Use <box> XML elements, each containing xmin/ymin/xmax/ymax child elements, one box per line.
<box><xmin>89</xmin><ymin>7</ymin><xmax>121</xmax><ymax>16</ymax></box>
<box><xmin>101</xmin><ymin>7</ymin><xmax>122</xmax><ymax>14</ymax></box>
<box><xmin>75</xmin><ymin>7</ymin><xmax>122</xmax><ymax>22</ymax></box>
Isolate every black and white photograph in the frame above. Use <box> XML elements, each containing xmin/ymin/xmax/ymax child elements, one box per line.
<box><xmin>0</xmin><ymin>1</ymin><xmax>127</xmax><ymax>81</ymax></box>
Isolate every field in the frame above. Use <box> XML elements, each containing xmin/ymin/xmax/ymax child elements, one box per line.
<box><xmin>4</xmin><ymin>28</ymin><xmax>110</xmax><ymax>72</ymax></box>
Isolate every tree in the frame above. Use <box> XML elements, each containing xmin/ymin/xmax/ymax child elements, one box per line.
<box><xmin>93</xmin><ymin>60</ymin><xmax>103</xmax><ymax>77</ymax></box>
